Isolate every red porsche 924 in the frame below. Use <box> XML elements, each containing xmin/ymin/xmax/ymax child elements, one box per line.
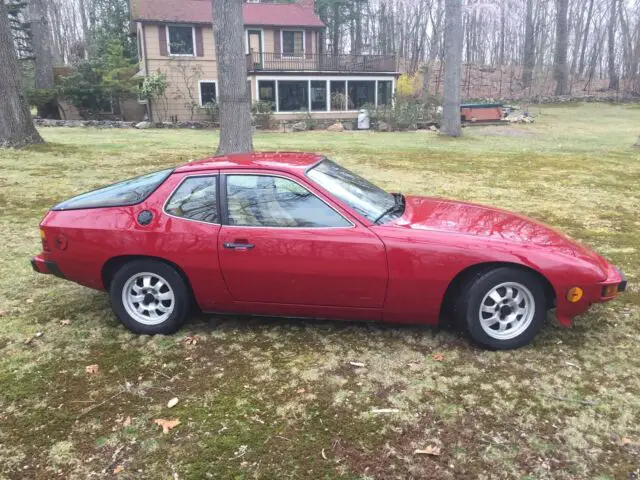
<box><xmin>32</xmin><ymin>153</ymin><xmax>626</xmax><ymax>350</ymax></box>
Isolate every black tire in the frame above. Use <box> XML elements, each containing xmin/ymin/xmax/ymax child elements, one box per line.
<box><xmin>453</xmin><ymin>267</ymin><xmax>547</xmax><ymax>350</ymax></box>
<box><xmin>109</xmin><ymin>259</ymin><xmax>191</xmax><ymax>335</ymax></box>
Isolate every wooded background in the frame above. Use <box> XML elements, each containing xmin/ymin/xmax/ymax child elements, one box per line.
<box><xmin>6</xmin><ymin>0</ymin><xmax>640</xmax><ymax>100</ymax></box>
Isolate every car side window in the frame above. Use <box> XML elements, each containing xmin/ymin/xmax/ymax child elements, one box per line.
<box><xmin>226</xmin><ymin>175</ymin><xmax>351</xmax><ymax>228</ymax></box>
<box><xmin>165</xmin><ymin>176</ymin><xmax>218</xmax><ymax>223</ymax></box>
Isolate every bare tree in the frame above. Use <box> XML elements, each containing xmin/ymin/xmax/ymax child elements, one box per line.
<box><xmin>211</xmin><ymin>0</ymin><xmax>253</xmax><ymax>155</ymax></box>
<box><xmin>441</xmin><ymin>0</ymin><xmax>463</xmax><ymax>137</ymax></box>
<box><xmin>607</xmin><ymin>0</ymin><xmax>619</xmax><ymax>90</ymax></box>
<box><xmin>553</xmin><ymin>0</ymin><xmax>570</xmax><ymax>95</ymax></box>
<box><xmin>0</xmin><ymin>1</ymin><xmax>44</xmax><ymax>148</ymax></box>
<box><xmin>522</xmin><ymin>0</ymin><xmax>535</xmax><ymax>88</ymax></box>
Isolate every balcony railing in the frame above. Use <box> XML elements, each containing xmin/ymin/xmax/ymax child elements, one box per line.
<box><xmin>246</xmin><ymin>52</ymin><xmax>397</xmax><ymax>73</ymax></box>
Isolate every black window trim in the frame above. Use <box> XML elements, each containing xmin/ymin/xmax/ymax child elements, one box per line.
<box><xmin>221</xmin><ymin>172</ymin><xmax>355</xmax><ymax>229</ymax></box>
<box><xmin>52</xmin><ymin>168</ymin><xmax>174</xmax><ymax>211</ymax></box>
<box><xmin>162</xmin><ymin>173</ymin><xmax>221</xmax><ymax>225</ymax></box>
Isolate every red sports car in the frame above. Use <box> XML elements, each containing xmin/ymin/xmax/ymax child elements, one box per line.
<box><xmin>32</xmin><ymin>152</ymin><xmax>626</xmax><ymax>349</ymax></box>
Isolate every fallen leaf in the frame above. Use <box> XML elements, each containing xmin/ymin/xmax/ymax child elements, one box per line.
<box><xmin>85</xmin><ymin>364</ymin><xmax>99</xmax><ymax>375</ymax></box>
<box><xmin>296</xmin><ymin>388</ymin><xmax>305</xmax><ymax>394</ymax></box>
<box><xmin>618</xmin><ymin>437</ymin><xmax>634</xmax><ymax>446</ymax></box>
<box><xmin>349</xmin><ymin>361</ymin><xmax>366</xmax><ymax>368</ymax></box>
<box><xmin>432</xmin><ymin>354</ymin><xmax>445</xmax><ymax>362</ymax></box>
<box><xmin>414</xmin><ymin>445</ymin><xmax>442</xmax><ymax>456</ymax></box>
<box><xmin>35</xmin><ymin>332</ymin><xmax>44</xmax><ymax>338</ymax></box>
<box><xmin>167</xmin><ymin>397</ymin><xmax>179</xmax><ymax>408</ymax></box>
<box><xmin>122</xmin><ymin>416</ymin><xmax>132</xmax><ymax>428</ymax></box>
<box><xmin>183</xmin><ymin>335</ymin><xmax>200</xmax><ymax>346</ymax></box>
<box><xmin>0</xmin><ymin>310</ymin><xmax>7</xmax><ymax>317</ymax></box>
<box><xmin>153</xmin><ymin>418</ymin><xmax>180</xmax><ymax>434</ymax></box>
<box><xmin>23</xmin><ymin>336</ymin><xmax>34</xmax><ymax>345</ymax></box>
<box><xmin>59</xmin><ymin>319</ymin><xmax>72</xmax><ymax>326</ymax></box>
<box><xmin>113</xmin><ymin>465</ymin><xmax>124</xmax><ymax>474</ymax></box>
<box><xmin>26</xmin><ymin>299</ymin><xmax>34</xmax><ymax>304</ymax></box>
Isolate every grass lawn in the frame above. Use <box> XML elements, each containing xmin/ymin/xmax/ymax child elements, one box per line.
<box><xmin>1</xmin><ymin>102</ymin><xmax>639</xmax><ymax>479</ymax></box>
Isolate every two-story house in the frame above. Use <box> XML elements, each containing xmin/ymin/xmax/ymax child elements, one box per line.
<box><xmin>130</xmin><ymin>0</ymin><xmax>398</xmax><ymax>123</ymax></box>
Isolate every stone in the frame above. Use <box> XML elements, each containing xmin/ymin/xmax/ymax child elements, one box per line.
<box><xmin>376</xmin><ymin>121</ymin><xmax>389</xmax><ymax>132</ymax></box>
<box><xmin>429</xmin><ymin>125</ymin><xmax>438</xmax><ymax>131</ymax></box>
<box><xmin>135</xmin><ymin>121</ymin><xmax>152</xmax><ymax>129</ymax></box>
<box><xmin>327</xmin><ymin>122</ymin><xmax>344</xmax><ymax>132</ymax></box>
<box><xmin>291</xmin><ymin>121</ymin><xmax>307</xmax><ymax>132</ymax></box>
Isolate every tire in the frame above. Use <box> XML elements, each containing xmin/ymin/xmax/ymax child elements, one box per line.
<box><xmin>453</xmin><ymin>267</ymin><xmax>547</xmax><ymax>350</ymax></box>
<box><xmin>109</xmin><ymin>259</ymin><xmax>191</xmax><ymax>335</ymax></box>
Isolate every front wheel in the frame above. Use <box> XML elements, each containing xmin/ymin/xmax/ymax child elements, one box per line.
<box><xmin>109</xmin><ymin>259</ymin><xmax>191</xmax><ymax>334</ymax></box>
<box><xmin>454</xmin><ymin>267</ymin><xmax>547</xmax><ymax>350</ymax></box>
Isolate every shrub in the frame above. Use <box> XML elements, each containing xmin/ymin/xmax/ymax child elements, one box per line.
<box><xmin>252</xmin><ymin>100</ymin><xmax>274</xmax><ymax>129</ymax></box>
<box><xmin>368</xmin><ymin>98</ymin><xmax>422</xmax><ymax>131</ymax></box>
<box><xmin>203</xmin><ymin>101</ymin><xmax>219</xmax><ymax>122</ymax></box>
<box><xmin>396</xmin><ymin>73</ymin><xmax>420</xmax><ymax>99</ymax></box>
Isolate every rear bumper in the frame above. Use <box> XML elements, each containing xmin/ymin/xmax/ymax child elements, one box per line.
<box><xmin>31</xmin><ymin>255</ymin><xmax>65</xmax><ymax>279</ymax></box>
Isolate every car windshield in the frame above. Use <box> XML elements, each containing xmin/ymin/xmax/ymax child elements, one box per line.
<box><xmin>307</xmin><ymin>159</ymin><xmax>401</xmax><ymax>223</ymax></box>
<box><xmin>53</xmin><ymin>169</ymin><xmax>173</xmax><ymax>211</ymax></box>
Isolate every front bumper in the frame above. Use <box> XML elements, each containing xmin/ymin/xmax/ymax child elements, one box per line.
<box><xmin>555</xmin><ymin>264</ymin><xmax>627</xmax><ymax>327</ymax></box>
<box><xmin>31</xmin><ymin>255</ymin><xmax>65</xmax><ymax>279</ymax></box>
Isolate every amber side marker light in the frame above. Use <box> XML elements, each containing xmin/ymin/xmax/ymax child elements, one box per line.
<box><xmin>40</xmin><ymin>228</ymin><xmax>50</xmax><ymax>252</ymax></box>
<box><xmin>567</xmin><ymin>287</ymin><xmax>584</xmax><ymax>303</ymax></box>
<box><xmin>602</xmin><ymin>284</ymin><xmax>619</xmax><ymax>298</ymax></box>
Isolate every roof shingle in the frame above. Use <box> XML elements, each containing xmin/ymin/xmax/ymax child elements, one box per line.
<box><xmin>131</xmin><ymin>0</ymin><xmax>325</xmax><ymax>28</ymax></box>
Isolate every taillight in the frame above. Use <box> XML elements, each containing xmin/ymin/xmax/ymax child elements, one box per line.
<box><xmin>40</xmin><ymin>228</ymin><xmax>51</xmax><ymax>252</ymax></box>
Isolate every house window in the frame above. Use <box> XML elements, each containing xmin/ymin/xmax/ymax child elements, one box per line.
<box><xmin>348</xmin><ymin>81</ymin><xmax>375</xmax><ymax>110</ymax></box>
<box><xmin>282</xmin><ymin>30</ymin><xmax>304</xmax><ymax>57</ymax></box>
<box><xmin>310</xmin><ymin>81</ymin><xmax>327</xmax><ymax>111</ymax></box>
<box><xmin>168</xmin><ymin>26</ymin><xmax>194</xmax><ymax>56</ymax></box>
<box><xmin>378</xmin><ymin>80</ymin><xmax>393</xmax><ymax>106</ymax></box>
<box><xmin>258</xmin><ymin>80</ymin><xmax>276</xmax><ymax>110</ymax></box>
<box><xmin>330</xmin><ymin>81</ymin><xmax>347</xmax><ymax>111</ymax></box>
<box><xmin>278</xmin><ymin>80</ymin><xmax>308</xmax><ymax>112</ymax></box>
<box><xmin>199</xmin><ymin>81</ymin><xmax>217</xmax><ymax>106</ymax></box>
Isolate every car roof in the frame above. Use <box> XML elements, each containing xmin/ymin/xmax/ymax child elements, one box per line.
<box><xmin>174</xmin><ymin>151</ymin><xmax>325</xmax><ymax>174</ymax></box>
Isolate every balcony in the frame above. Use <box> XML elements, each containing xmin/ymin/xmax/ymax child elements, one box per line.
<box><xmin>246</xmin><ymin>52</ymin><xmax>397</xmax><ymax>73</ymax></box>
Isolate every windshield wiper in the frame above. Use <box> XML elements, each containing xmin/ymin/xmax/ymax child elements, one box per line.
<box><xmin>373</xmin><ymin>193</ymin><xmax>405</xmax><ymax>224</ymax></box>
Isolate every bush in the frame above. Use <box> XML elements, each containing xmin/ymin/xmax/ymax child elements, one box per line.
<box><xmin>295</xmin><ymin>109</ymin><xmax>317</xmax><ymax>130</ymax></box>
<box><xmin>252</xmin><ymin>100</ymin><xmax>274</xmax><ymax>129</ymax></box>
<box><xmin>203</xmin><ymin>101</ymin><xmax>219</xmax><ymax>122</ymax></box>
<box><xmin>368</xmin><ymin>99</ymin><xmax>422</xmax><ymax>131</ymax></box>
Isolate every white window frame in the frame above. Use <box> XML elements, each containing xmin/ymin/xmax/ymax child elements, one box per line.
<box><xmin>281</xmin><ymin>29</ymin><xmax>305</xmax><ymax>58</ymax></box>
<box><xmin>198</xmin><ymin>80</ymin><xmax>218</xmax><ymax>107</ymax></box>
<box><xmin>167</xmin><ymin>25</ymin><xmax>196</xmax><ymax>57</ymax></box>
<box><xmin>255</xmin><ymin>76</ymin><xmax>396</xmax><ymax>114</ymax></box>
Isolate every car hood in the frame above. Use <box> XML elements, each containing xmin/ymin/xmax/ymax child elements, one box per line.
<box><xmin>388</xmin><ymin>195</ymin><xmax>610</xmax><ymax>273</ymax></box>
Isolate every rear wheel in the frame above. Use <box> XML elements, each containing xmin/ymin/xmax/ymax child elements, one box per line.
<box><xmin>454</xmin><ymin>267</ymin><xmax>547</xmax><ymax>350</ymax></box>
<box><xmin>109</xmin><ymin>259</ymin><xmax>190</xmax><ymax>334</ymax></box>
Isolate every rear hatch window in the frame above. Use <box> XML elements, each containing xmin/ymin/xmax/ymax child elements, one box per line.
<box><xmin>53</xmin><ymin>169</ymin><xmax>173</xmax><ymax>211</ymax></box>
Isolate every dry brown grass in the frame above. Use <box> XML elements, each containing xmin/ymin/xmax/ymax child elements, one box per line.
<box><xmin>0</xmin><ymin>102</ymin><xmax>639</xmax><ymax>479</ymax></box>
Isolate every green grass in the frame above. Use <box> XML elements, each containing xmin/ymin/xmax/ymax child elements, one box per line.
<box><xmin>1</xmin><ymin>103</ymin><xmax>639</xmax><ymax>479</ymax></box>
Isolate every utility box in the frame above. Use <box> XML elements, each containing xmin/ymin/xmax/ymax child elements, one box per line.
<box><xmin>460</xmin><ymin>103</ymin><xmax>504</xmax><ymax>123</ymax></box>
<box><xmin>357</xmin><ymin>109</ymin><xmax>370</xmax><ymax>129</ymax></box>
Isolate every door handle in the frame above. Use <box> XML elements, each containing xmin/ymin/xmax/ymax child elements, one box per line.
<box><xmin>224</xmin><ymin>242</ymin><xmax>255</xmax><ymax>250</ymax></box>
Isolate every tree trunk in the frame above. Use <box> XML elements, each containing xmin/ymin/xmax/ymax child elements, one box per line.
<box><xmin>577</xmin><ymin>0</ymin><xmax>594</xmax><ymax>78</ymax></box>
<box><xmin>607</xmin><ymin>0</ymin><xmax>619</xmax><ymax>89</ymax></box>
<box><xmin>441</xmin><ymin>0</ymin><xmax>462</xmax><ymax>137</ymax></box>
<box><xmin>422</xmin><ymin>0</ymin><xmax>443</xmax><ymax>103</ymax></box>
<box><xmin>28</xmin><ymin>0</ymin><xmax>58</xmax><ymax>118</ymax></box>
<box><xmin>0</xmin><ymin>1</ymin><xmax>44</xmax><ymax>148</ymax></box>
<box><xmin>553</xmin><ymin>0</ymin><xmax>570</xmax><ymax>95</ymax></box>
<box><xmin>211</xmin><ymin>0</ymin><xmax>252</xmax><ymax>155</ymax></box>
<box><xmin>521</xmin><ymin>0</ymin><xmax>535</xmax><ymax>88</ymax></box>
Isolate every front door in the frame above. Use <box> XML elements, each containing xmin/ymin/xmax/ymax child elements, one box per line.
<box><xmin>218</xmin><ymin>173</ymin><xmax>388</xmax><ymax>309</ymax></box>
<box><xmin>247</xmin><ymin>30</ymin><xmax>263</xmax><ymax>69</ymax></box>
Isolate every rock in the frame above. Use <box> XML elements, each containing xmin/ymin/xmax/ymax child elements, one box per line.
<box><xmin>376</xmin><ymin>121</ymin><xmax>389</xmax><ymax>132</ymax></box>
<box><xmin>429</xmin><ymin>125</ymin><xmax>438</xmax><ymax>131</ymax></box>
<box><xmin>135</xmin><ymin>121</ymin><xmax>152</xmax><ymax>129</ymax></box>
<box><xmin>327</xmin><ymin>122</ymin><xmax>344</xmax><ymax>132</ymax></box>
<box><xmin>291</xmin><ymin>121</ymin><xmax>307</xmax><ymax>132</ymax></box>
<box><xmin>634</xmin><ymin>136</ymin><xmax>640</xmax><ymax>148</ymax></box>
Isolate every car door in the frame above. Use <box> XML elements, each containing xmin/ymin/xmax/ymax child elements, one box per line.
<box><xmin>217</xmin><ymin>171</ymin><xmax>388</xmax><ymax>309</ymax></box>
